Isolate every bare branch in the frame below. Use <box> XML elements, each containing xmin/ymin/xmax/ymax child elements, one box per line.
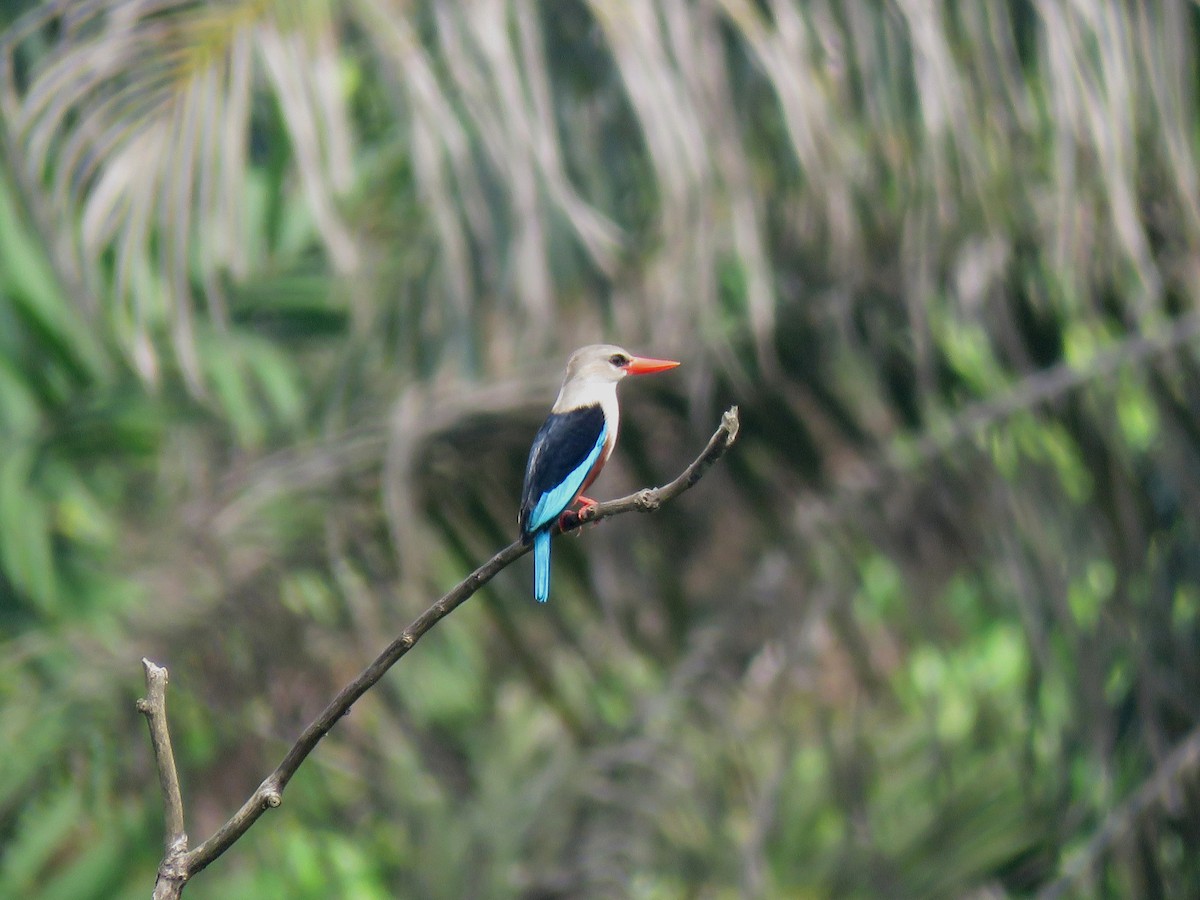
<box><xmin>144</xmin><ymin>407</ymin><xmax>740</xmax><ymax>891</ymax></box>
<box><xmin>569</xmin><ymin>405</ymin><xmax>741</xmax><ymax>528</ymax></box>
<box><xmin>895</xmin><ymin>309</ymin><xmax>1200</xmax><ymax>472</ymax></box>
<box><xmin>1036</xmin><ymin>722</ymin><xmax>1200</xmax><ymax>899</ymax></box>
<box><xmin>137</xmin><ymin>659</ymin><xmax>189</xmax><ymax>900</ymax></box>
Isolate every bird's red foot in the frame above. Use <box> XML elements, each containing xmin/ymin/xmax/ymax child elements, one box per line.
<box><xmin>558</xmin><ymin>496</ymin><xmax>600</xmax><ymax>531</ymax></box>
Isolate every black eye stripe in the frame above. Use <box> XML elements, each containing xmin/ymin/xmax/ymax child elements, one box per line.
<box><xmin>609</xmin><ymin>354</ymin><xmax>628</xmax><ymax>366</ymax></box>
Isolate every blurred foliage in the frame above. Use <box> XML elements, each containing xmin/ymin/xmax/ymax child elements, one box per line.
<box><xmin>2</xmin><ymin>0</ymin><xmax>1200</xmax><ymax>897</ymax></box>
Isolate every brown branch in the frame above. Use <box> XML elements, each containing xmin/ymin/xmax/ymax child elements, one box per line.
<box><xmin>568</xmin><ymin>406</ymin><xmax>741</xmax><ymax>529</ymax></box>
<box><xmin>143</xmin><ymin>406</ymin><xmax>740</xmax><ymax>894</ymax></box>
<box><xmin>137</xmin><ymin>659</ymin><xmax>189</xmax><ymax>900</ymax></box>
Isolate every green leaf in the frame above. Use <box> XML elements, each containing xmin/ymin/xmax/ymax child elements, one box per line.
<box><xmin>0</xmin><ymin>173</ymin><xmax>107</xmax><ymax>380</ymax></box>
<box><xmin>0</xmin><ymin>446</ymin><xmax>58</xmax><ymax>613</ymax></box>
<box><xmin>0</xmin><ymin>786</ymin><xmax>82</xmax><ymax>895</ymax></box>
<box><xmin>0</xmin><ymin>355</ymin><xmax>42</xmax><ymax>435</ymax></box>
<box><xmin>37</xmin><ymin>818</ymin><xmax>127</xmax><ymax>900</ymax></box>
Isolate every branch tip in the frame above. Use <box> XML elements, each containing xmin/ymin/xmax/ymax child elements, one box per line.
<box><xmin>722</xmin><ymin>405</ymin><xmax>740</xmax><ymax>441</ymax></box>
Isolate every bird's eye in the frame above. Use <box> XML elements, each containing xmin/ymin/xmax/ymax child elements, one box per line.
<box><xmin>609</xmin><ymin>353</ymin><xmax>629</xmax><ymax>367</ymax></box>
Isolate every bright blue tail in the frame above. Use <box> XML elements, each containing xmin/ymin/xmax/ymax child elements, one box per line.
<box><xmin>534</xmin><ymin>531</ymin><xmax>551</xmax><ymax>603</ymax></box>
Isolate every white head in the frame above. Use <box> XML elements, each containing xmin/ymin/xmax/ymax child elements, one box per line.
<box><xmin>552</xmin><ymin>344</ymin><xmax>680</xmax><ymax>411</ymax></box>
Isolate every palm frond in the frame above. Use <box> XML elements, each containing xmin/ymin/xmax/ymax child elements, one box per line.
<box><xmin>2</xmin><ymin>0</ymin><xmax>356</xmax><ymax>388</ymax></box>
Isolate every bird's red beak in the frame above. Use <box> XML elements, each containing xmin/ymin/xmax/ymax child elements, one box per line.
<box><xmin>625</xmin><ymin>355</ymin><xmax>681</xmax><ymax>375</ymax></box>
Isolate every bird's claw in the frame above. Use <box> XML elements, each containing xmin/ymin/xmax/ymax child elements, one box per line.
<box><xmin>559</xmin><ymin>496</ymin><xmax>600</xmax><ymax>531</ymax></box>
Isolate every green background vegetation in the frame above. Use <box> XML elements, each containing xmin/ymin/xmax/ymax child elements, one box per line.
<box><xmin>2</xmin><ymin>0</ymin><xmax>1200</xmax><ymax>896</ymax></box>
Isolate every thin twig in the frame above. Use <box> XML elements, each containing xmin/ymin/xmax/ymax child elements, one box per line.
<box><xmin>570</xmin><ymin>406</ymin><xmax>741</xmax><ymax>528</ymax></box>
<box><xmin>145</xmin><ymin>407</ymin><xmax>740</xmax><ymax>892</ymax></box>
<box><xmin>137</xmin><ymin>659</ymin><xmax>189</xmax><ymax>900</ymax></box>
<box><xmin>895</xmin><ymin>309</ymin><xmax>1200</xmax><ymax>472</ymax></box>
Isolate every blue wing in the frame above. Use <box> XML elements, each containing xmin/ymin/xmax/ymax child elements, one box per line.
<box><xmin>520</xmin><ymin>404</ymin><xmax>607</xmax><ymax>538</ymax></box>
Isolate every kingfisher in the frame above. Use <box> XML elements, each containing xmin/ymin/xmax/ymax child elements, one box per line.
<box><xmin>519</xmin><ymin>344</ymin><xmax>681</xmax><ymax>602</ymax></box>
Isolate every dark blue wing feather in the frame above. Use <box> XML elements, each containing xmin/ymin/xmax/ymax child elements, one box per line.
<box><xmin>520</xmin><ymin>405</ymin><xmax>607</xmax><ymax>538</ymax></box>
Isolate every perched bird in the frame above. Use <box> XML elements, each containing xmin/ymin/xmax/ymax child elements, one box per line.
<box><xmin>519</xmin><ymin>344</ymin><xmax>680</xmax><ymax>602</ymax></box>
